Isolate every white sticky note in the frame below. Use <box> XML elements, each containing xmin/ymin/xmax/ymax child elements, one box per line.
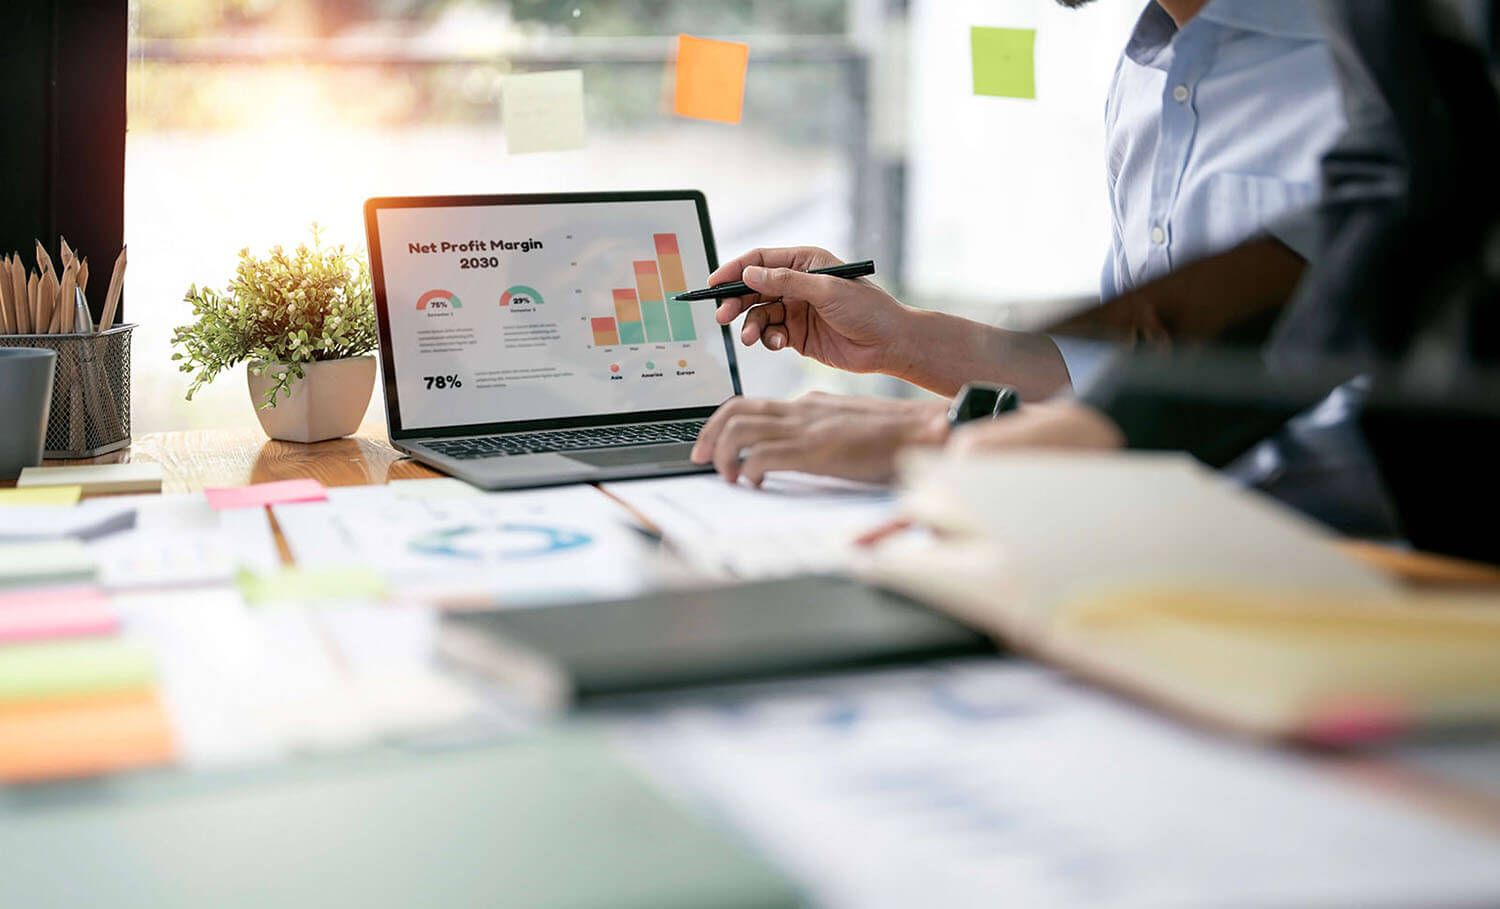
<box><xmin>501</xmin><ymin>69</ymin><xmax>588</xmax><ymax>155</ymax></box>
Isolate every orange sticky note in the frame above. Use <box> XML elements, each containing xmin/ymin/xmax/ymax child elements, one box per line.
<box><xmin>673</xmin><ymin>34</ymin><xmax>749</xmax><ymax>124</ymax></box>
<box><xmin>0</xmin><ymin>691</ymin><xmax>174</xmax><ymax>782</ymax></box>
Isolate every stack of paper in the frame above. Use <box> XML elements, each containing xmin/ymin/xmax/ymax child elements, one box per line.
<box><xmin>865</xmin><ymin>451</ymin><xmax>1500</xmax><ymax>742</ymax></box>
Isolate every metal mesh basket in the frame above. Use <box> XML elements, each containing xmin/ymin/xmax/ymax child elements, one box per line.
<box><xmin>0</xmin><ymin>325</ymin><xmax>133</xmax><ymax>458</ymax></box>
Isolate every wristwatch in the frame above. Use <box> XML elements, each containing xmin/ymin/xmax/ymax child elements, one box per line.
<box><xmin>946</xmin><ymin>382</ymin><xmax>1021</xmax><ymax>428</ymax></box>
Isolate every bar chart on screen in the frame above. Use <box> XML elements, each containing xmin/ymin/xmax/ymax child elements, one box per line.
<box><xmin>589</xmin><ymin>233</ymin><xmax>698</xmax><ymax>350</ymax></box>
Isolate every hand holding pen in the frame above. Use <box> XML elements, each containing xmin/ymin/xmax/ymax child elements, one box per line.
<box><xmin>699</xmin><ymin>247</ymin><xmax>914</xmax><ymax>374</ymax></box>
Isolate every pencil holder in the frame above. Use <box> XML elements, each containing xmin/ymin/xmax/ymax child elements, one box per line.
<box><xmin>0</xmin><ymin>325</ymin><xmax>133</xmax><ymax>458</ymax></box>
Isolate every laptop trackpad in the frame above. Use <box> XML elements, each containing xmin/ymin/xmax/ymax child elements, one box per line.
<box><xmin>565</xmin><ymin>443</ymin><xmax>695</xmax><ymax>468</ymax></box>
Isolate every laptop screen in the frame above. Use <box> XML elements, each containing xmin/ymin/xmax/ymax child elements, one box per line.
<box><xmin>369</xmin><ymin>194</ymin><xmax>739</xmax><ymax>434</ymax></box>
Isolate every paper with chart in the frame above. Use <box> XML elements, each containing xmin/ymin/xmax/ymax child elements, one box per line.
<box><xmin>611</xmin><ymin>660</ymin><xmax>1500</xmax><ymax>909</ymax></box>
<box><xmin>602</xmin><ymin>472</ymin><xmax>900</xmax><ymax>578</ymax></box>
<box><xmin>273</xmin><ymin>484</ymin><xmax>658</xmax><ymax>605</ymax></box>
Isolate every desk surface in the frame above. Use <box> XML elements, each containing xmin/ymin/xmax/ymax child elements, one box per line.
<box><xmin>40</xmin><ymin>423</ymin><xmax>1500</xmax><ymax>588</ymax></box>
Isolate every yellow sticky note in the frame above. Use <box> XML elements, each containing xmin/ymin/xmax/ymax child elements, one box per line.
<box><xmin>0</xmin><ymin>486</ymin><xmax>83</xmax><ymax>506</ymax></box>
<box><xmin>673</xmin><ymin>34</ymin><xmax>750</xmax><ymax>124</ymax></box>
<box><xmin>502</xmin><ymin>69</ymin><xmax>588</xmax><ymax>155</ymax></box>
<box><xmin>238</xmin><ymin>566</ymin><xmax>388</xmax><ymax>605</ymax></box>
<box><xmin>971</xmin><ymin>26</ymin><xmax>1036</xmax><ymax>99</ymax></box>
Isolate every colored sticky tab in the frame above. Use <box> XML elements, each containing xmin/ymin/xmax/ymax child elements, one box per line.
<box><xmin>205</xmin><ymin>478</ymin><xmax>327</xmax><ymax>511</ymax></box>
<box><xmin>0</xmin><ymin>691</ymin><xmax>174</xmax><ymax>782</ymax></box>
<box><xmin>0</xmin><ymin>485</ymin><xmax>82</xmax><ymax>506</ymax></box>
<box><xmin>0</xmin><ymin>637</ymin><xmax>155</xmax><ymax>702</ymax></box>
<box><xmin>0</xmin><ymin>585</ymin><xmax>115</xmax><ymax>643</ymax></box>
<box><xmin>673</xmin><ymin>34</ymin><xmax>750</xmax><ymax>124</ymax></box>
<box><xmin>971</xmin><ymin>26</ymin><xmax>1036</xmax><ymax>99</ymax></box>
<box><xmin>0</xmin><ymin>540</ymin><xmax>96</xmax><ymax>589</ymax></box>
<box><xmin>238</xmin><ymin>566</ymin><xmax>388</xmax><ymax>605</ymax></box>
<box><xmin>502</xmin><ymin>69</ymin><xmax>588</xmax><ymax>154</ymax></box>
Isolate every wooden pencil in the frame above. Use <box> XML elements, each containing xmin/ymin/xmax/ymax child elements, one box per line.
<box><xmin>41</xmin><ymin>268</ymin><xmax>60</xmax><ymax>334</ymax></box>
<box><xmin>77</xmin><ymin>257</ymin><xmax>89</xmax><ymax>295</ymax></box>
<box><xmin>27</xmin><ymin>271</ymin><xmax>40</xmax><ymax>334</ymax></box>
<box><xmin>59</xmin><ymin>263</ymin><xmax>77</xmax><ymax>333</ymax></box>
<box><xmin>0</xmin><ymin>261</ymin><xmax>12</xmax><ymax>334</ymax></box>
<box><xmin>10</xmin><ymin>257</ymin><xmax>30</xmax><ymax>334</ymax></box>
<box><xmin>36</xmin><ymin>240</ymin><xmax>56</xmax><ymax>283</ymax></box>
<box><xmin>100</xmin><ymin>246</ymin><xmax>126</xmax><ymax>330</ymax></box>
<box><xmin>59</xmin><ymin>237</ymin><xmax>75</xmax><ymax>270</ymax></box>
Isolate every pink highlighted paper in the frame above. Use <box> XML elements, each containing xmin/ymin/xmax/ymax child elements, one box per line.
<box><xmin>204</xmin><ymin>479</ymin><xmax>328</xmax><ymax>510</ymax></box>
<box><xmin>0</xmin><ymin>586</ymin><xmax>116</xmax><ymax>643</ymax></box>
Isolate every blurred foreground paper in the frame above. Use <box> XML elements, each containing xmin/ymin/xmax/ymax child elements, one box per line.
<box><xmin>673</xmin><ymin>34</ymin><xmax>750</xmax><ymax>123</ymax></box>
<box><xmin>971</xmin><ymin>26</ymin><xmax>1037</xmax><ymax>99</ymax></box>
<box><xmin>860</xmin><ymin>452</ymin><xmax>1500</xmax><ymax>742</ymax></box>
<box><xmin>613</xmin><ymin>661</ymin><xmax>1500</xmax><ymax>907</ymax></box>
<box><xmin>501</xmin><ymin>69</ymin><xmax>588</xmax><ymax>155</ymax></box>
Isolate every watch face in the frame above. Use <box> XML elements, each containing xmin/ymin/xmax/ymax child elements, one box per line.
<box><xmin>949</xmin><ymin>383</ymin><xmax>1019</xmax><ymax>426</ymax></box>
<box><xmin>951</xmin><ymin>384</ymin><xmax>1004</xmax><ymax>424</ymax></box>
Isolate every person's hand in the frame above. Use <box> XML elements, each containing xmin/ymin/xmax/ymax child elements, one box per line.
<box><xmin>690</xmin><ymin>391</ymin><xmax>949</xmax><ymax>485</ymax></box>
<box><xmin>947</xmin><ymin>401</ymin><xmax>1125</xmax><ymax>454</ymax></box>
<box><xmin>710</xmin><ymin>247</ymin><xmax>916</xmax><ymax>375</ymax></box>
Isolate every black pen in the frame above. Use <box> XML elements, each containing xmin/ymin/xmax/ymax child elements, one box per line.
<box><xmin>673</xmin><ymin>260</ymin><xmax>876</xmax><ymax>301</ymax></box>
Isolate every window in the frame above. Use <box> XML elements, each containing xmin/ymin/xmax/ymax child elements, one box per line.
<box><xmin>126</xmin><ymin>0</ymin><xmax>1139</xmax><ymax>431</ymax></box>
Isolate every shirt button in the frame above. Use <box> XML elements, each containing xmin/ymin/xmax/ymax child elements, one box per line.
<box><xmin>1172</xmin><ymin>84</ymin><xmax>1190</xmax><ymax>103</ymax></box>
<box><xmin>1151</xmin><ymin>226</ymin><xmax>1166</xmax><ymax>244</ymax></box>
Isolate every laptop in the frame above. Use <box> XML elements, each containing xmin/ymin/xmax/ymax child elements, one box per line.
<box><xmin>364</xmin><ymin>191</ymin><xmax>743</xmax><ymax>489</ymax></box>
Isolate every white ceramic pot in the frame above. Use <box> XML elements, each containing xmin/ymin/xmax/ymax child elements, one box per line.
<box><xmin>246</xmin><ymin>356</ymin><xmax>376</xmax><ymax>444</ymax></box>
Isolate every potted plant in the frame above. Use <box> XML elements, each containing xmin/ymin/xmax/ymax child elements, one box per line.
<box><xmin>172</xmin><ymin>227</ymin><xmax>380</xmax><ymax>443</ymax></box>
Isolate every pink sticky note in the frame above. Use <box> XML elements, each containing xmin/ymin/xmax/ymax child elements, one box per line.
<box><xmin>204</xmin><ymin>478</ymin><xmax>328</xmax><ymax>510</ymax></box>
<box><xmin>0</xmin><ymin>585</ymin><xmax>117</xmax><ymax>643</ymax></box>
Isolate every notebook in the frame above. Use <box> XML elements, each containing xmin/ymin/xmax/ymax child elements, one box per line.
<box><xmin>864</xmin><ymin>451</ymin><xmax>1500</xmax><ymax>744</ymax></box>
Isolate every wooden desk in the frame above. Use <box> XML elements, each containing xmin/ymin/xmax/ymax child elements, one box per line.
<box><xmin>56</xmin><ymin>422</ymin><xmax>443</xmax><ymax>493</ymax></box>
<box><xmin>30</xmin><ymin>424</ymin><xmax>1500</xmax><ymax>589</ymax></box>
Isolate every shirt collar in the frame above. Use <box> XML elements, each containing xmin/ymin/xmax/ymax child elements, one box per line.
<box><xmin>1124</xmin><ymin>0</ymin><xmax>1326</xmax><ymax>68</ymax></box>
<box><xmin>1195</xmin><ymin>0</ymin><xmax>1326</xmax><ymax>41</ymax></box>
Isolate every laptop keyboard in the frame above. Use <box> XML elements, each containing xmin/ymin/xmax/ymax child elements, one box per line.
<box><xmin>423</xmin><ymin>420</ymin><xmax>707</xmax><ymax>460</ymax></box>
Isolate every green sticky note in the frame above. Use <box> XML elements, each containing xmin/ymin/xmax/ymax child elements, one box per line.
<box><xmin>238</xmin><ymin>566</ymin><xmax>388</xmax><ymax>606</ymax></box>
<box><xmin>972</xmin><ymin>26</ymin><xmax>1036</xmax><ymax>99</ymax></box>
<box><xmin>0</xmin><ymin>540</ymin><xmax>96</xmax><ymax>589</ymax></box>
<box><xmin>0</xmin><ymin>638</ymin><xmax>156</xmax><ymax>702</ymax></box>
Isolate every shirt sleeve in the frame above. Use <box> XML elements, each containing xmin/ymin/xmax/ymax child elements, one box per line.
<box><xmin>1264</xmin><ymin>205</ymin><xmax>1321</xmax><ymax>262</ymax></box>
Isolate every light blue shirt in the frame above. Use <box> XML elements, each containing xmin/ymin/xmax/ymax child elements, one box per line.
<box><xmin>1101</xmin><ymin>0</ymin><xmax>1345</xmax><ymax>300</ymax></box>
<box><xmin>1060</xmin><ymin>0</ymin><xmax>1346</xmax><ymax>388</ymax></box>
